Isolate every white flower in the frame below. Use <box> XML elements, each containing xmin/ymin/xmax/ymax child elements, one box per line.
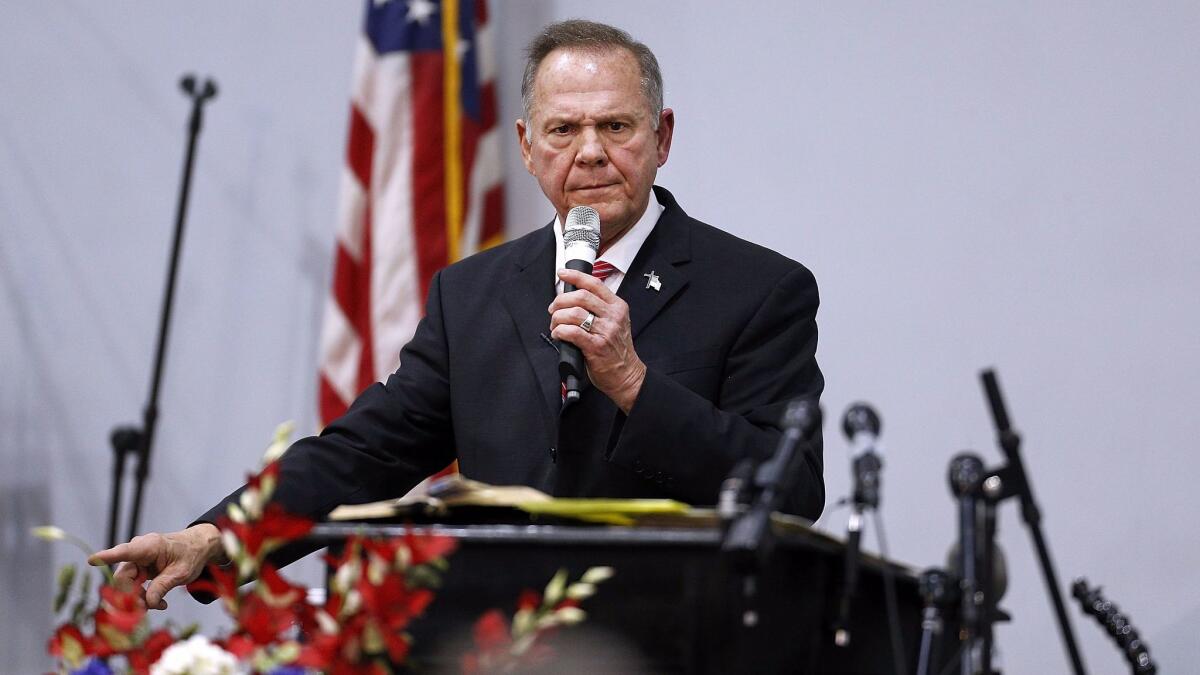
<box><xmin>565</xmin><ymin>582</ymin><xmax>595</xmax><ymax>600</ymax></box>
<box><xmin>150</xmin><ymin>635</ymin><xmax>245</xmax><ymax>675</ymax></box>
<box><xmin>239</xmin><ymin>489</ymin><xmax>263</xmax><ymax>521</ymax></box>
<box><xmin>580</xmin><ymin>566</ymin><xmax>614</xmax><ymax>584</ymax></box>
<box><xmin>262</xmin><ymin>421</ymin><xmax>295</xmax><ymax>465</ymax></box>
<box><xmin>542</xmin><ymin>569</ymin><xmax>568</xmax><ymax>605</ymax></box>
<box><xmin>555</xmin><ymin>606</ymin><xmax>586</xmax><ymax>625</ymax></box>
<box><xmin>31</xmin><ymin>525</ymin><xmax>66</xmax><ymax>541</ymax></box>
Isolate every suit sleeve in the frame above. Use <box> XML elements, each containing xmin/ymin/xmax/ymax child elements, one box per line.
<box><xmin>606</xmin><ymin>264</ymin><xmax>825</xmax><ymax>519</ymax></box>
<box><xmin>193</xmin><ymin>271</ymin><xmax>458</xmax><ymax>558</ymax></box>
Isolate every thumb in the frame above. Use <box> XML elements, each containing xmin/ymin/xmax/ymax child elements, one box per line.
<box><xmin>145</xmin><ymin>569</ymin><xmax>185</xmax><ymax>610</ymax></box>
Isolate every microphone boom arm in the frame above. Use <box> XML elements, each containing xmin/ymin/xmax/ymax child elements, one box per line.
<box><xmin>978</xmin><ymin>369</ymin><xmax>1088</xmax><ymax>675</ymax></box>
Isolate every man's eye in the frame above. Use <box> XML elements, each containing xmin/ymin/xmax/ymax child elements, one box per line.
<box><xmin>606</xmin><ymin>122</ymin><xmax>627</xmax><ymax>132</ymax></box>
<box><xmin>550</xmin><ymin>125</ymin><xmax>571</xmax><ymax>135</ymax></box>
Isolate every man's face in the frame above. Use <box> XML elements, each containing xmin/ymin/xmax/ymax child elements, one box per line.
<box><xmin>517</xmin><ymin>47</ymin><xmax>674</xmax><ymax>249</ymax></box>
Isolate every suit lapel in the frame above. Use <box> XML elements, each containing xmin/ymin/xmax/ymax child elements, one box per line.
<box><xmin>499</xmin><ymin>226</ymin><xmax>562</xmax><ymax>422</ymax></box>
<box><xmin>499</xmin><ymin>188</ymin><xmax>693</xmax><ymax>422</ymax></box>
<box><xmin>618</xmin><ymin>188</ymin><xmax>692</xmax><ymax>340</ymax></box>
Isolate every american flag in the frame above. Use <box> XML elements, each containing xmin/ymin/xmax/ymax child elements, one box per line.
<box><xmin>318</xmin><ymin>0</ymin><xmax>504</xmax><ymax>433</ymax></box>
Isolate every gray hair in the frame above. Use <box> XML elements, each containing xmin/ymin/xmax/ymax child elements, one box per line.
<box><xmin>520</xmin><ymin>19</ymin><xmax>664</xmax><ymax>134</ymax></box>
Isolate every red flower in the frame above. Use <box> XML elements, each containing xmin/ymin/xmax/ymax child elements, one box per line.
<box><xmin>220</xmin><ymin>633</ymin><xmax>257</xmax><ymax>660</ymax></box>
<box><xmin>92</xmin><ymin>584</ymin><xmax>147</xmax><ymax>655</ymax></box>
<box><xmin>185</xmin><ymin>563</ymin><xmax>240</xmax><ymax>611</ymax></box>
<box><xmin>259</xmin><ymin>564</ymin><xmax>305</xmax><ymax>604</ymax></box>
<box><xmin>517</xmin><ymin>589</ymin><xmax>541</xmax><ymax>612</ymax></box>
<box><xmin>405</xmin><ymin>531</ymin><xmax>457</xmax><ymax>566</ymax></box>
<box><xmin>472</xmin><ymin>609</ymin><xmax>511</xmax><ymax>652</ymax></box>
<box><xmin>221</xmin><ymin>504</ymin><xmax>313</xmax><ymax>559</ymax></box>
<box><xmin>246</xmin><ymin>460</ymin><xmax>280</xmax><ymax>490</ymax></box>
<box><xmin>295</xmin><ymin>632</ymin><xmax>340</xmax><ymax>670</ymax></box>
<box><xmin>329</xmin><ymin>660</ymin><xmax>389</xmax><ymax>675</ymax></box>
<box><xmin>234</xmin><ymin>593</ymin><xmax>298</xmax><ymax>645</ymax></box>
<box><xmin>48</xmin><ymin>623</ymin><xmax>92</xmax><ymax>662</ymax></box>
<box><xmin>126</xmin><ymin>629</ymin><xmax>175</xmax><ymax>675</ymax></box>
<box><xmin>96</xmin><ymin>585</ymin><xmax>146</xmax><ymax>634</ymax></box>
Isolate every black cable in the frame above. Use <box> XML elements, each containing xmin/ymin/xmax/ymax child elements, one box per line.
<box><xmin>872</xmin><ymin>509</ymin><xmax>908</xmax><ymax>675</ymax></box>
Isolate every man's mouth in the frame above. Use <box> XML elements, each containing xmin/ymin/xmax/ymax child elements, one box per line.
<box><xmin>572</xmin><ymin>183</ymin><xmax>616</xmax><ymax>192</ymax></box>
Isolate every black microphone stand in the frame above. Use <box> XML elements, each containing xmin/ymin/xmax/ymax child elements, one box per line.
<box><xmin>948</xmin><ymin>453</ymin><xmax>985</xmax><ymax>675</ymax></box>
<box><xmin>720</xmin><ymin>399</ymin><xmax>821</xmax><ymax>573</ymax></box>
<box><xmin>915</xmin><ymin>567</ymin><xmax>958</xmax><ymax>675</ymax></box>
<box><xmin>105</xmin><ymin>75</ymin><xmax>217</xmax><ymax>548</ymax></box>
<box><xmin>719</xmin><ymin>399</ymin><xmax>820</xmax><ymax>670</ymax></box>
<box><xmin>976</xmin><ymin>368</ymin><xmax>1087</xmax><ymax>675</ymax></box>
<box><xmin>831</xmin><ymin>404</ymin><xmax>883</xmax><ymax>648</ymax></box>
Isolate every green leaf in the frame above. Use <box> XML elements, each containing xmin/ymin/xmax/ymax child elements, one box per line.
<box><xmin>69</xmin><ymin>572</ymin><xmax>95</xmax><ymax>626</ymax></box>
<box><xmin>407</xmin><ymin>565</ymin><xmax>442</xmax><ymax>589</ymax></box>
<box><xmin>178</xmin><ymin>622</ymin><xmax>199</xmax><ymax>640</ymax></box>
<box><xmin>53</xmin><ymin>564</ymin><xmax>76</xmax><ymax>613</ymax></box>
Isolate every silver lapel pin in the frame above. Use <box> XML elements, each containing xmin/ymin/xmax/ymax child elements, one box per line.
<box><xmin>643</xmin><ymin>271</ymin><xmax>662</xmax><ymax>291</ymax></box>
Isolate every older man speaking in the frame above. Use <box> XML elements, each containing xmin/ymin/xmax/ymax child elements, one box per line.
<box><xmin>92</xmin><ymin>19</ymin><xmax>825</xmax><ymax>612</ymax></box>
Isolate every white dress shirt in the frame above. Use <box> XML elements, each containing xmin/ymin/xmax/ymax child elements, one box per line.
<box><xmin>552</xmin><ymin>190</ymin><xmax>665</xmax><ymax>294</ymax></box>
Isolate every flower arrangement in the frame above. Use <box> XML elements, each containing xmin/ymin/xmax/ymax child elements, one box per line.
<box><xmin>463</xmin><ymin>566</ymin><xmax>614</xmax><ymax>674</ymax></box>
<box><xmin>39</xmin><ymin>423</ymin><xmax>612</xmax><ymax>674</ymax></box>
<box><xmin>37</xmin><ymin>524</ymin><xmax>187</xmax><ymax>675</ymax></box>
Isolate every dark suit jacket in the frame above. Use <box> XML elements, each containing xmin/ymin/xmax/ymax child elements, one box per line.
<box><xmin>199</xmin><ymin>186</ymin><xmax>824</xmax><ymax>531</ymax></box>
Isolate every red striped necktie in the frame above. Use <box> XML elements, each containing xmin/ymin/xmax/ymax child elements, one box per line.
<box><xmin>560</xmin><ymin>261</ymin><xmax>616</xmax><ymax>402</ymax></box>
<box><xmin>590</xmin><ymin>259</ymin><xmax>615</xmax><ymax>283</ymax></box>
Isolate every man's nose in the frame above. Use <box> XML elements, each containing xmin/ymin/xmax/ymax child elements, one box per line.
<box><xmin>575</xmin><ymin>126</ymin><xmax>608</xmax><ymax>166</ymax></box>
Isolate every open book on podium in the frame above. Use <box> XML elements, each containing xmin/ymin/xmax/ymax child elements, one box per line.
<box><xmin>329</xmin><ymin>473</ymin><xmax>694</xmax><ymax>526</ymax></box>
<box><xmin>327</xmin><ymin>473</ymin><xmax>837</xmax><ymax>540</ymax></box>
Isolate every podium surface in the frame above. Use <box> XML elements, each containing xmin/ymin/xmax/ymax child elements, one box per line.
<box><xmin>308</xmin><ymin>521</ymin><xmax>946</xmax><ymax>674</ymax></box>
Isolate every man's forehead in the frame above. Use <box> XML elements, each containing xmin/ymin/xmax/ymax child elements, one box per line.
<box><xmin>533</xmin><ymin>46</ymin><xmax>641</xmax><ymax>92</ymax></box>
<box><xmin>529</xmin><ymin>47</ymin><xmax>646</xmax><ymax>115</ymax></box>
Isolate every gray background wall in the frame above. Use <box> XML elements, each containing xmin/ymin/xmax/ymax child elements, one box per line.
<box><xmin>3</xmin><ymin>2</ymin><xmax>1198</xmax><ymax>673</ymax></box>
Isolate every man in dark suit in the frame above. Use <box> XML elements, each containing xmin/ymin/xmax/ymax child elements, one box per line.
<box><xmin>92</xmin><ymin>19</ymin><xmax>824</xmax><ymax>611</ymax></box>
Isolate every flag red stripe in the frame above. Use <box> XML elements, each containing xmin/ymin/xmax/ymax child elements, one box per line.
<box><xmin>478</xmin><ymin>81</ymin><xmax>497</xmax><ymax>130</ymax></box>
<box><xmin>410</xmin><ymin>53</ymin><xmax>448</xmax><ymax>301</ymax></box>
<box><xmin>481</xmin><ymin>184</ymin><xmax>504</xmax><ymax>241</ymax></box>
<box><xmin>346</xmin><ymin>104</ymin><xmax>373</xmax><ymax>188</ymax></box>
<box><xmin>319</xmin><ymin>374</ymin><xmax>349</xmax><ymax>425</ymax></box>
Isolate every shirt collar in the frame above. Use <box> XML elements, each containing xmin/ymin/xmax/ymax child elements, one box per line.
<box><xmin>553</xmin><ymin>189</ymin><xmax>664</xmax><ymax>281</ymax></box>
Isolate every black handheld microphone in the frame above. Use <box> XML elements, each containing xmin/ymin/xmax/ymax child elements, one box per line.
<box><xmin>558</xmin><ymin>206</ymin><xmax>600</xmax><ymax>404</ymax></box>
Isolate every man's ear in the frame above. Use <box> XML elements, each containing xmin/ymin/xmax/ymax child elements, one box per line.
<box><xmin>656</xmin><ymin>108</ymin><xmax>675</xmax><ymax>167</ymax></box>
<box><xmin>515</xmin><ymin>119</ymin><xmax>535</xmax><ymax>174</ymax></box>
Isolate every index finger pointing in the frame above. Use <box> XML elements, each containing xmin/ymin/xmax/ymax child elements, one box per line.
<box><xmin>89</xmin><ymin>538</ymin><xmax>156</xmax><ymax>567</ymax></box>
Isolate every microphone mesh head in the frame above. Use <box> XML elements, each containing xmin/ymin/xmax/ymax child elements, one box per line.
<box><xmin>563</xmin><ymin>206</ymin><xmax>601</xmax><ymax>253</ymax></box>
